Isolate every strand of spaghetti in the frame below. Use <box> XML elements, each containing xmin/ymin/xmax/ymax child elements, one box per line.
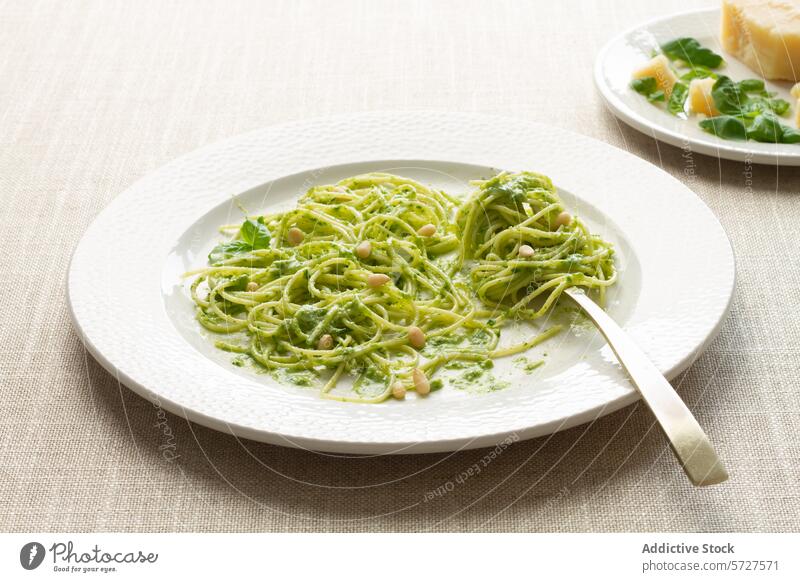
<box><xmin>490</xmin><ymin>325</ymin><xmax>565</xmax><ymax>358</ymax></box>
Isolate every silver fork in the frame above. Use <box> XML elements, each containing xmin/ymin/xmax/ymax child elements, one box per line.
<box><xmin>565</xmin><ymin>288</ymin><xmax>728</xmax><ymax>486</ymax></box>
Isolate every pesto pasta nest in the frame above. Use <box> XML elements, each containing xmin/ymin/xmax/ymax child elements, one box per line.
<box><xmin>187</xmin><ymin>171</ymin><xmax>617</xmax><ymax>402</ymax></box>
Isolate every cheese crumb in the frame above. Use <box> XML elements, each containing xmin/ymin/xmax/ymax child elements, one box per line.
<box><xmin>633</xmin><ymin>54</ymin><xmax>679</xmax><ymax>98</ymax></box>
<box><xmin>688</xmin><ymin>77</ymin><xmax>720</xmax><ymax>116</ymax></box>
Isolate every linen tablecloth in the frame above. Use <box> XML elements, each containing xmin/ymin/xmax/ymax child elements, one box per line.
<box><xmin>1</xmin><ymin>0</ymin><xmax>798</xmax><ymax>532</ymax></box>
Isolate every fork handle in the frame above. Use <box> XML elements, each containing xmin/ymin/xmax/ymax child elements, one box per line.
<box><xmin>565</xmin><ymin>290</ymin><xmax>728</xmax><ymax>486</ymax></box>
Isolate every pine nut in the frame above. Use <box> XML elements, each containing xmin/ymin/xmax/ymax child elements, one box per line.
<box><xmin>412</xmin><ymin>368</ymin><xmax>430</xmax><ymax>395</ymax></box>
<box><xmin>554</xmin><ymin>211</ymin><xmax>572</xmax><ymax>228</ymax></box>
<box><xmin>246</xmin><ymin>281</ymin><xmax>259</xmax><ymax>292</ymax></box>
<box><xmin>391</xmin><ymin>382</ymin><xmax>406</xmax><ymax>400</ymax></box>
<box><xmin>355</xmin><ymin>240</ymin><xmax>372</xmax><ymax>259</ymax></box>
<box><xmin>518</xmin><ymin>245</ymin><xmax>534</xmax><ymax>258</ymax></box>
<box><xmin>417</xmin><ymin>224</ymin><xmax>436</xmax><ymax>237</ymax></box>
<box><xmin>367</xmin><ymin>273</ymin><xmax>390</xmax><ymax>288</ymax></box>
<box><xmin>317</xmin><ymin>334</ymin><xmax>333</xmax><ymax>350</ymax></box>
<box><xmin>287</xmin><ymin>227</ymin><xmax>305</xmax><ymax>245</ymax></box>
<box><xmin>408</xmin><ymin>326</ymin><xmax>426</xmax><ymax>349</ymax></box>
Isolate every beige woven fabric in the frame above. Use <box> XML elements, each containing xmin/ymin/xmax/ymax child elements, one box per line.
<box><xmin>1</xmin><ymin>0</ymin><xmax>798</xmax><ymax>533</ymax></box>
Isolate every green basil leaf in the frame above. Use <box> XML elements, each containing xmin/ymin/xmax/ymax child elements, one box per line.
<box><xmin>631</xmin><ymin>77</ymin><xmax>658</xmax><ymax>96</ymax></box>
<box><xmin>679</xmin><ymin>66</ymin><xmax>718</xmax><ymax>81</ymax></box>
<box><xmin>667</xmin><ymin>82</ymin><xmax>689</xmax><ymax>115</ymax></box>
<box><xmin>239</xmin><ymin>217</ymin><xmax>271</xmax><ymax>249</ymax></box>
<box><xmin>712</xmin><ymin>76</ymin><xmax>790</xmax><ymax>118</ymax></box>
<box><xmin>698</xmin><ymin>115</ymin><xmax>747</xmax><ymax>141</ymax></box>
<box><xmin>767</xmin><ymin>98</ymin><xmax>790</xmax><ymax>116</ymax></box>
<box><xmin>780</xmin><ymin>126</ymin><xmax>800</xmax><ymax>144</ymax></box>
<box><xmin>738</xmin><ymin>79</ymin><xmax>765</xmax><ymax>92</ymax></box>
<box><xmin>746</xmin><ymin>113</ymin><xmax>784</xmax><ymax>143</ymax></box>
<box><xmin>631</xmin><ymin>77</ymin><xmax>666</xmax><ymax>102</ymax></box>
<box><xmin>744</xmin><ymin>96</ymin><xmax>789</xmax><ymax>116</ymax></box>
<box><xmin>208</xmin><ymin>240</ymin><xmax>253</xmax><ymax>264</ymax></box>
<box><xmin>661</xmin><ymin>37</ymin><xmax>724</xmax><ymax>69</ymax></box>
<box><xmin>712</xmin><ymin>76</ymin><xmax>747</xmax><ymax>115</ymax></box>
<box><xmin>745</xmin><ymin>112</ymin><xmax>800</xmax><ymax>144</ymax></box>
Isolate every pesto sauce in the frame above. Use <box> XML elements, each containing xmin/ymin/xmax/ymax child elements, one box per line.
<box><xmin>512</xmin><ymin>356</ymin><xmax>545</xmax><ymax>374</ymax></box>
<box><xmin>353</xmin><ymin>364</ymin><xmax>388</xmax><ymax>397</ymax></box>
<box><xmin>231</xmin><ymin>354</ymin><xmax>250</xmax><ymax>367</ymax></box>
<box><xmin>269</xmin><ymin>368</ymin><xmax>319</xmax><ymax>388</ymax></box>
<box><xmin>446</xmin><ymin>361</ymin><xmax>509</xmax><ymax>394</ymax></box>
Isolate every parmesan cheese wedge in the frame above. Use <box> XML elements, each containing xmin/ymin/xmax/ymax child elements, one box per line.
<box><xmin>632</xmin><ymin>54</ymin><xmax>678</xmax><ymax>98</ymax></box>
<box><xmin>721</xmin><ymin>0</ymin><xmax>800</xmax><ymax>82</ymax></box>
<box><xmin>688</xmin><ymin>77</ymin><xmax>720</xmax><ymax>116</ymax></box>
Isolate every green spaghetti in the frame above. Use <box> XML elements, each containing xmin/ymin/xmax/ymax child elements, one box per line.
<box><xmin>186</xmin><ymin>171</ymin><xmax>617</xmax><ymax>403</ymax></box>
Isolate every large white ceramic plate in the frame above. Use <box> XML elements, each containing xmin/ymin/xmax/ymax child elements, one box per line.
<box><xmin>595</xmin><ymin>8</ymin><xmax>800</xmax><ymax>166</ymax></box>
<box><xmin>68</xmin><ymin>111</ymin><xmax>735</xmax><ymax>454</ymax></box>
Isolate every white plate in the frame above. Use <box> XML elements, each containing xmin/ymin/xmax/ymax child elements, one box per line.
<box><xmin>595</xmin><ymin>8</ymin><xmax>800</xmax><ymax>166</ymax></box>
<box><xmin>68</xmin><ymin>111</ymin><xmax>735</xmax><ymax>454</ymax></box>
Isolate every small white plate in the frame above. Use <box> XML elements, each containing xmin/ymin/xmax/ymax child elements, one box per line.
<box><xmin>595</xmin><ymin>8</ymin><xmax>800</xmax><ymax>166</ymax></box>
<box><xmin>68</xmin><ymin>111</ymin><xmax>735</xmax><ymax>454</ymax></box>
